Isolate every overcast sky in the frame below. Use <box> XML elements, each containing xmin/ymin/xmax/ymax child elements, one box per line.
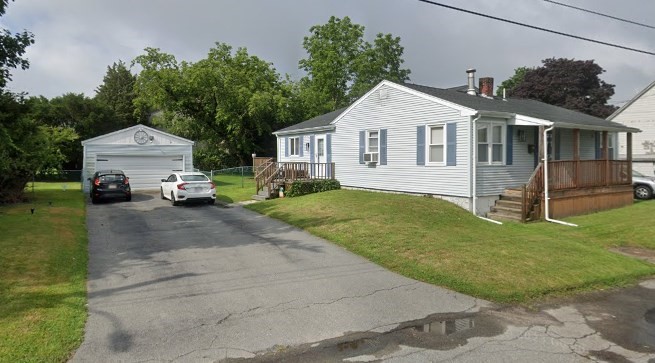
<box><xmin>2</xmin><ymin>0</ymin><xmax>654</xmax><ymax>106</ymax></box>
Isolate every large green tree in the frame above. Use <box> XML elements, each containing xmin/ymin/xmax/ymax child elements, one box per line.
<box><xmin>95</xmin><ymin>60</ymin><xmax>145</xmax><ymax>128</ymax></box>
<box><xmin>499</xmin><ymin>58</ymin><xmax>617</xmax><ymax>118</ymax></box>
<box><xmin>0</xmin><ymin>0</ymin><xmax>33</xmax><ymax>88</ymax></box>
<box><xmin>298</xmin><ymin>16</ymin><xmax>410</xmax><ymax>117</ymax></box>
<box><xmin>133</xmin><ymin>44</ymin><xmax>294</xmax><ymax>168</ymax></box>
<box><xmin>0</xmin><ymin>0</ymin><xmax>77</xmax><ymax>202</ymax></box>
<box><xmin>27</xmin><ymin>93</ymin><xmax>116</xmax><ymax>169</ymax></box>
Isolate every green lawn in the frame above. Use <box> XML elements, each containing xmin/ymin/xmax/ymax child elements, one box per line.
<box><xmin>246</xmin><ymin>190</ymin><xmax>655</xmax><ymax>303</ymax></box>
<box><xmin>213</xmin><ymin>173</ymin><xmax>256</xmax><ymax>203</ymax></box>
<box><xmin>0</xmin><ymin>183</ymin><xmax>87</xmax><ymax>362</ymax></box>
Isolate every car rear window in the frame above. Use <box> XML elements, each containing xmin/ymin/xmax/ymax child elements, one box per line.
<box><xmin>180</xmin><ymin>175</ymin><xmax>209</xmax><ymax>182</ymax></box>
<box><xmin>99</xmin><ymin>174</ymin><xmax>126</xmax><ymax>182</ymax></box>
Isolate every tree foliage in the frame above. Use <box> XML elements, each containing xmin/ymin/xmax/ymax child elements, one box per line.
<box><xmin>0</xmin><ymin>0</ymin><xmax>34</xmax><ymax>88</ymax></box>
<box><xmin>0</xmin><ymin>0</ymin><xmax>77</xmax><ymax>202</ymax></box>
<box><xmin>95</xmin><ymin>60</ymin><xmax>145</xmax><ymax>128</ymax></box>
<box><xmin>133</xmin><ymin>44</ymin><xmax>294</xmax><ymax>168</ymax></box>
<box><xmin>501</xmin><ymin>58</ymin><xmax>617</xmax><ymax>118</ymax></box>
<box><xmin>298</xmin><ymin>16</ymin><xmax>410</xmax><ymax>117</ymax></box>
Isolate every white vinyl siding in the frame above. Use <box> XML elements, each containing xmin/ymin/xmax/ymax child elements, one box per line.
<box><xmin>614</xmin><ymin>84</ymin><xmax>655</xmax><ymax>160</ymax></box>
<box><xmin>332</xmin><ymin>84</ymin><xmax>471</xmax><ymax>197</ymax></box>
<box><xmin>277</xmin><ymin>132</ymin><xmax>333</xmax><ymax>163</ymax></box>
<box><xmin>82</xmin><ymin>125</ymin><xmax>193</xmax><ymax>193</ymax></box>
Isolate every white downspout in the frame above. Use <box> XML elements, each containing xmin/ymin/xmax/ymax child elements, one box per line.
<box><xmin>543</xmin><ymin>125</ymin><xmax>578</xmax><ymax>227</ymax></box>
<box><xmin>472</xmin><ymin>114</ymin><xmax>502</xmax><ymax>225</ymax></box>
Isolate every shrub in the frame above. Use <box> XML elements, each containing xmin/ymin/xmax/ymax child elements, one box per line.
<box><xmin>285</xmin><ymin>179</ymin><xmax>341</xmax><ymax>197</ymax></box>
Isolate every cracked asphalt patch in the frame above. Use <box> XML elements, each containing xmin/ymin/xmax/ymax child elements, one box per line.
<box><xmin>72</xmin><ymin>193</ymin><xmax>655</xmax><ymax>362</ymax></box>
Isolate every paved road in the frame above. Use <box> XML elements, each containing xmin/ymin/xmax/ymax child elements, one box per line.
<box><xmin>72</xmin><ymin>193</ymin><xmax>655</xmax><ymax>362</ymax></box>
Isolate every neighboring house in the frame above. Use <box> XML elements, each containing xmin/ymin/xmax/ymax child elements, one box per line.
<box><xmin>609</xmin><ymin>80</ymin><xmax>655</xmax><ymax>176</ymax></box>
<box><xmin>82</xmin><ymin>125</ymin><xmax>194</xmax><ymax>192</ymax></box>
<box><xmin>269</xmin><ymin>71</ymin><xmax>639</xmax><ymax>221</ymax></box>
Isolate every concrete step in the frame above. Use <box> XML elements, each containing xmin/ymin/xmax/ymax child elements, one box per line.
<box><xmin>251</xmin><ymin>194</ymin><xmax>268</xmax><ymax>201</ymax></box>
<box><xmin>503</xmin><ymin>188</ymin><xmax>523</xmax><ymax>197</ymax></box>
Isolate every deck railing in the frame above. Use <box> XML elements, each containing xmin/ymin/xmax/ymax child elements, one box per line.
<box><xmin>547</xmin><ymin>160</ymin><xmax>630</xmax><ymax>190</ymax></box>
<box><xmin>520</xmin><ymin>160</ymin><xmax>631</xmax><ymax>221</ymax></box>
<box><xmin>254</xmin><ymin>161</ymin><xmax>336</xmax><ymax>195</ymax></box>
<box><xmin>521</xmin><ymin>163</ymin><xmax>544</xmax><ymax>222</ymax></box>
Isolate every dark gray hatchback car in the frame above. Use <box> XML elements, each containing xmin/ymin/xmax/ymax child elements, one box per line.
<box><xmin>89</xmin><ymin>170</ymin><xmax>132</xmax><ymax>204</ymax></box>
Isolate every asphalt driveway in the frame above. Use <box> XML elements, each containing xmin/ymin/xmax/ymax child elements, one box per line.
<box><xmin>71</xmin><ymin>193</ymin><xmax>488</xmax><ymax>362</ymax></box>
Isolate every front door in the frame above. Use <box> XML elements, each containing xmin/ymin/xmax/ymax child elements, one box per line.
<box><xmin>315</xmin><ymin>136</ymin><xmax>326</xmax><ymax>177</ymax></box>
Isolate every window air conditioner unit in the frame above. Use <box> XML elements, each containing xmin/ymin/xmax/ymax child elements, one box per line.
<box><xmin>364</xmin><ymin>152</ymin><xmax>379</xmax><ymax>163</ymax></box>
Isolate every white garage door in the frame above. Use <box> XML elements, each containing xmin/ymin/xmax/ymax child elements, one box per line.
<box><xmin>96</xmin><ymin>155</ymin><xmax>184</xmax><ymax>190</ymax></box>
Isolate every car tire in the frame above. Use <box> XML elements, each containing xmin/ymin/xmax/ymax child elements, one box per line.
<box><xmin>160</xmin><ymin>188</ymin><xmax>166</xmax><ymax>200</ymax></box>
<box><xmin>125</xmin><ymin>194</ymin><xmax>132</xmax><ymax>202</ymax></box>
<box><xmin>91</xmin><ymin>197</ymin><xmax>99</xmax><ymax>204</ymax></box>
<box><xmin>171</xmin><ymin>192</ymin><xmax>179</xmax><ymax>206</ymax></box>
<box><xmin>208</xmin><ymin>199</ymin><xmax>215</xmax><ymax>205</ymax></box>
<box><xmin>634</xmin><ymin>185</ymin><xmax>653</xmax><ymax>200</ymax></box>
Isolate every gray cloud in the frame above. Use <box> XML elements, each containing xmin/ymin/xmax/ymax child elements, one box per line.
<box><xmin>2</xmin><ymin>0</ymin><xmax>654</xmax><ymax>105</ymax></box>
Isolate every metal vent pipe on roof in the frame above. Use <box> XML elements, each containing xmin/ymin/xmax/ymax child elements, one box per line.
<box><xmin>466</xmin><ymin>68</ymin><xmax>477</xmax><ymax>95</ymax></box>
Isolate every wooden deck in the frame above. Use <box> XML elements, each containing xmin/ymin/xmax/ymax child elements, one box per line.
<box><xmin>254</xmin><ymin>159</ymin><xmax>336</xmax><ymax>198</ymax></box>
<box><xmin>520</xmin><ymin>160</ymin><xmax>633</xmax><ymax>221</ymax></box>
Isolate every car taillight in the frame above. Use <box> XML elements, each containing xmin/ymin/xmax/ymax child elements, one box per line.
<box><xmin>210</xmin><ymin>182</ymin><xmax>216</xmax><ymax>189</ymax></box>
<box><xmin>177</xmin><ymin>183</ymin><xmax>188</xmax><ymax>190</ymax></box>
<box><xmin>94</xmin><ymin>178</ymin><xmax>100</xmax><ymax>186</ymax></box>
<box><xmin>124</xmin><ymin>177</ymin><xmax>129</xmax><ymax>185</ymax></box>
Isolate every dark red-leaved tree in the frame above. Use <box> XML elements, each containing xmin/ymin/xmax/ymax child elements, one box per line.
<box><xmin>505</xmin><ymin>58</ymin><xmax>617</xmax><ymax>118</ymax></box>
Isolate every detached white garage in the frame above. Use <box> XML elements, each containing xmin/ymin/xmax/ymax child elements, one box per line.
<box><xmin>82</xmin><ymin>125</ymin><xmax>194</xmax><ymax>192</ymax></box>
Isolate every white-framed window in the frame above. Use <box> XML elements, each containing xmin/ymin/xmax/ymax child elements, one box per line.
<box><xmin>366</xmin><ymin>130</ymin><xmax>379</xmax><ymax>153</ymax></box>
<box><xmin>427</xmin><ymin>125</ymin><xmax>445</xmax><ymax>164</ymax></box>
<box><xmin>477</xmin><ymin>122</ymin><xmax>505</xmax><ymax>165</ymax></box>
<box><xmin>289</xmin><ymin>137</ymin><xmax>300</xmax><ymax>156</ymax></box>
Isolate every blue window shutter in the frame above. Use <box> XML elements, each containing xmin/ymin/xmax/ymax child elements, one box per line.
<box><xmin>285</xmin><ymin>137</ymin><xmax>289</xmax><ymax>157</ymax></box>
<box><xmin>380</xmin><ymin>129</ymin><xmax>387</xmax><ymax>165</ymax></box>
<box><xmin>446</xmin><ymin>123</ymin><xmax>457</xmax><ymax>166</ymax></box>
<box><xmin>326</xmin><ymin>134</ymin><xmax>332</xmax><ymax>164</ymax></box>
<box><xmin>554</xmin><ymin>129</ymin><xmax>560</xmax><ymax>160</ymax></box>
<box><xmin>299</xmin><ymin>136</ymin><xmax>304</xmax><ymax>157</ymax></box>
<box><xmin>506</xmin><ymin>125</ymin><xmax>513</xmax><ymax>165</ymax></box>
<box><xmin>359</xmin><ymin>131</ymin><xmax>365</xmax><ymax>164</ymax></box>
<box><xmin>594</xmin><ymin>132</ymin><xmax>601</xmax><ymax>159</ymax></box>
<box><xmin>310</xmin><ymin>135</ymin><xmax>315</xmax><ymax>164</ymax></box>
<box><xmin>416</xmin><ymin>126</ymin><xmax>425</xmax><ymax>166</ymax></box>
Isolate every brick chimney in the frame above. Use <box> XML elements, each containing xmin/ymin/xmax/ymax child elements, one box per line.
<box><xmin>479</xmin><ymin>77</ymin><xmax>494</xmax><ymax>97</ymax></box>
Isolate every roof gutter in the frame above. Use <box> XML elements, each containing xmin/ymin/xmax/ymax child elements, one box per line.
<box><xmin>273</xmin><ymin>125</ymin><xmax>336</xmax><ymax>136</ymax></box>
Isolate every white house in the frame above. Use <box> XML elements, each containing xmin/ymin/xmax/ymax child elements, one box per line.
<box><xmin>81</xmin><ymin>125</ymin><xmax>194</xmax><ymax>192</ymax></box>
<box><xmin>272</xmin><ymin>72</ymin><xmax>638</xmax><ymax>221</ymax></box>
<box><xmin>609</xmin><ymin>80</ymin><xmax>655</xmax><ymax>176</ymax></box>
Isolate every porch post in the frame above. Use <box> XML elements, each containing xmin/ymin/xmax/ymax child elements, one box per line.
<box><xmin>627</xmin><ymin>132</ymin><xmax>633</xmax><ymax>184</ymax></box>
<box><xmin>573</xmin><ymin>129</ymin><xmax>580</xmax><ymax>188</ymax></box>
<box><xmin>602</xmin><ymin>131</ymin><xmax>609</xmax><ymax>185</ymax></box>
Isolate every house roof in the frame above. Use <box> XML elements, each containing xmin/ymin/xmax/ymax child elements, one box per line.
<box><xmin>401</xmin><ymin>83</ymin><xmax>638</xmax><ymax>132</ymax></box>
<box><xmin>606</xmin><ymin>80</ymin><xmax>655</xmax><ymax>121</ymax></box>
<box><xmin>273</xmin><ymin>107</ymin><xmax>346</xmax><ymax>135</ymax></box>
<box><xmin>81</xmin><ymin>124</ymin><xmax>195</xmax><ymax>145</ymax></box>
<box><xmin>274</xmin><ymin>80</ymin><xmax>640</xmax><ymax>135</ymax></box>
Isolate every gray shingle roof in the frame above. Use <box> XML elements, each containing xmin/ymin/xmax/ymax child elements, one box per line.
<box><xmin>274</xmin><ymin>107</ymin><xmax>346</xmax><ymax>134</ymax></box>
<box><xmin>274</xmin><ymin>82</ymin><xmax>639</xmax><ymax>134</ymax></box>
<box><xmin>402</xmin><ymin>83</ymin><xmax>636</xmax><ymax>132</ymax></box>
